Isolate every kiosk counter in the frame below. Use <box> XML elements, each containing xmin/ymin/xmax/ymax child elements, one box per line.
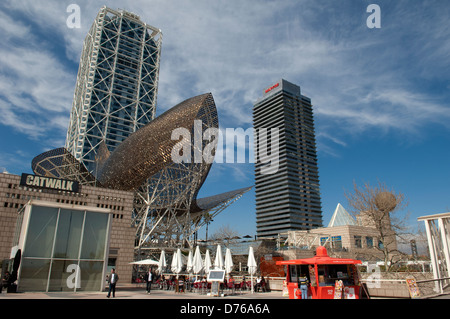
<box><xmin>276</xmin><ymin>246</ymin><xmax>362</xmax><ymax>299</ymax></box>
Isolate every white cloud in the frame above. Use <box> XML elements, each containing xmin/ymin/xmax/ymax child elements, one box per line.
<box><xmin>0</xmin><ymin>46</ymin><xmax>75</xmax><ymax>137</ymax></box>
<box><xmin>0</xmin><ymin>1</ymin><xmax>77</xmax><ymax>142</ymax></box>
<box><xmin>1</xmin><ymin>0</ymin><xmax>449</xmax><ymax>162</ymax></box>
<box><xmin>0</xmin><ymin>10</ymin><xmax>30</xmax><ymax>38</ymax></box>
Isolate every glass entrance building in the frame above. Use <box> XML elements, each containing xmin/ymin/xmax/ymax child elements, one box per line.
<box><xmin>14</xmin><ymin>200</ymin><xmax>112</xmax><ymax>292</ymax></box>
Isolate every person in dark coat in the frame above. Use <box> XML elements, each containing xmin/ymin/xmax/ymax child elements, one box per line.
<box><xmin>106</xmin><ymin>268</ymin><xmax>119</xmax><ymax>298</ymax></box>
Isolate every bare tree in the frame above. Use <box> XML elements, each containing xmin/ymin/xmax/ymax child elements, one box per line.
<box><xmin>210</xmin><ymin>224</ymin><xmax>240</xmax><ymax>246</ymax></box>
<box><xmin>345</xmin><ymin>181</ymin><xmax>410</xmax><ymax>271</ymax></box>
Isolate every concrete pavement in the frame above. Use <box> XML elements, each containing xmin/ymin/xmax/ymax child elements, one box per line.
<box><xmin>0</xmin><ymin>286</ymin><xmax>292</xmax><ymax>318</ymax></box>
<box><xmin>0</xmin><ymin>285</ymin><xmax>287</xmax><ymax>299</ymax></box>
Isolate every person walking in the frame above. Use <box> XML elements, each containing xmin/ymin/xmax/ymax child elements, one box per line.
<box><xmin>260</xmin><ymin>276</ymin><xmax>267</xmax><ymax>292</ymax></box>
<box><xmin>254</xmin><ymin>276</ymin><xmax>262</xmax><ymax>292</ymax></box>
<box><xmin>146</xmin><ymin>268</ymin><xmax>153</xmax><ymax>294</ymax></box>
<box><xmin>107</xmin><ymin>268</ymin><xmax>119</xmax><ymax>298</ymax></box>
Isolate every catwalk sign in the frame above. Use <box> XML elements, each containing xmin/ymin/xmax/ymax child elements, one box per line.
<box><xmin>20</xmin><ymin>173</ymin><xmax>80</xmax><ymax>192</ymax></box>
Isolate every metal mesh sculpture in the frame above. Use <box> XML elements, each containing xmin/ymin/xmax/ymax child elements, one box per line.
<box><xmin>31</xmin><ymin>147</ymin><xmax>97</xmax><ymax>186</ymax></box>
<box><xmin>32</xmin><ymin>93</ymin><xmax>251</xmax><ymax>250</ymax></box>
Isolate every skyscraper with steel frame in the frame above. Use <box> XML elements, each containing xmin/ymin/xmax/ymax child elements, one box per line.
<box><xmin>65</xmin><ymin>6</ymin><xmax>162</xmax><ymax>173</ymax></box>
<box><xmin>253</xmin><ymin>79</ymin><xmax>323</xmax><ymax>238</ymax></box>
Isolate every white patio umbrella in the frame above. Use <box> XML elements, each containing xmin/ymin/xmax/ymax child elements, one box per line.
<box><xmin>204</xmin><ymin>249</ymin><xmax>212</xmax><ymax>274</ymax></box>
<box><xmin>171</xmin><ymin>248</ymin><xmax>184</xmax><ymax>274</ymax></box>
<box><xmin>213</xmin><ymin>245</ymin><xmax>224</xmax><ymax>270</ymax></box>
<box><xmin>224</xmin><ymin>248</ymin><xmax>234</xmax><ymax>275</ymax></box>
<box><xmin>129</xmin><ymin>259</ymin><xmax>159</xmax><ymax>265</ymax></box>
<box><xmin>247</xmin><ymin>246</ymin><xmax>257</xmax><ymax>293</ymax></box>
<box><xmin>157</xmin><ymin>250</ymin><xmax>167</xmax><ymax>274</ymax></box>
<box><xmin>170</xmin><ymin>251</ymin><xmax>177</xmax><ymax>272</ymax></box>
<box><xmin>193</xmin><ymin>246</ymin><xmax>203</xmax><ymax>275</ymax></box>
<box><xmin>186</xmin><ymin>249</ymin><xmax>193</xmax><ymax>273</ymax></box>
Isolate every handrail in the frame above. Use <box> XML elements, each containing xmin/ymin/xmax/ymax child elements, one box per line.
<box><xmin>415</xmin><ymin>276</ymin><xmax>450</xmax><ymax>284</ymax></box>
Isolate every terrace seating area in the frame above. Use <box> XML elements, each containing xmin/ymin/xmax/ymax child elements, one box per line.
<box><xmin>143</xmin><ymin>275</ymin><xmax>269</xmax><ymax>295</ymax></box>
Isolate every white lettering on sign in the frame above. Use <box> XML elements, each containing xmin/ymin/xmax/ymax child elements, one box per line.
<box><xmin>21</xmin><ymin>173</ymin><xmax>78</xmax><ymax>192</ymax></box>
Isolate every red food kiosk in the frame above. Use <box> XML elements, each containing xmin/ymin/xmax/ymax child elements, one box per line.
<box><xmin>276</xmin><ymin>246</ymin><xmax>362</xmax><ymax>299</ymax></box>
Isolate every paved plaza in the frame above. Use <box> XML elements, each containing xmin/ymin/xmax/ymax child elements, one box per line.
<box><xmin>0</xmin><ymin>284</ymin><xmax>286</xmax><ymax>299</ymax></box>
<box><xmin>1</xmin><ymin>283</ymin><xmax>448</xmax><ymax>300</ymax></box>
<box><xmin>1</xmin><ymin>284</ymin><xmax>448</xmax><ymax>319</ymax></box>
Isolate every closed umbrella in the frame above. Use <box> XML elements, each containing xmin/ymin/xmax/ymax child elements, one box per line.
<box><xmin>224</xmin><ymin>248</ymin><xmax>234</xmax><ymax>275</ymax></box>
<box><xmin>171</xmin><ymin>249</ymin><xmax>183</xmax><ymax>274</ymax></box>
<box><xmin>204</xmin><ymin>249</ymin><xmax>212</xmax><ymax>274</ymax></box>
<box><xmin>193</xmin><ymin>246</ymin><xmax>203</xmax><ymax>275</ymax></box>
<box><xmin>177</xmin><ymin>248</ymin><xmax>184</xmax><ymax>273</ymax></box>
<box><xmin>247</xmin><ymin>246</ymin><xmax>257</xmax><ymax>293</ymax></box>
<box><xmin>214</xmin><ymin>245</ymin><xmax>224</xmax><ymax>270</ymax></box>
<box><xmin>157</xmin><ymin>250</ymin><xmax>167</xmax><ymax>274</ymax></box>
<box><xmin>186</xmin><ymin>249</ymin><xmax>193</xmax><ymax>273</ymax></box>
<box><xmin>170</xmin><ymin>251</ymin><xmax>177</xmax><ymax>273</ymax></box>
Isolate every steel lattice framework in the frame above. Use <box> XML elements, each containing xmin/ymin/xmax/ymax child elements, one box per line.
<box><xmin>31</xmin><ymin>147</ymin><xmax>97</xmax><ymax>186</ymax></box>
<box><xmin>97</xmin><ymin>93</ymin><xmax>251</xmax><ymax>249</ymax></box>
<box><xmin>33</xmin><ymin>93</ymin><xmax>251</xmax><ymax>250</ymax></box>
<box><xmin>418</xmin><ymin>213</ymin><xmax>450</xmax><ymax>293</ymax></box>
<box><xmin>65</xmin><ymin>6</ymin><xmax>162</xmax><ymax>173</ymax></box>
<box><xmin>34</xmin><ymin>6</ymin><xmax>251</xmax><ymax>255</ymax></box>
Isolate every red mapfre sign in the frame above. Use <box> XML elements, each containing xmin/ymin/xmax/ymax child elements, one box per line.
<box><xmin>264</xmin><ymin>82</ymin><xmax>279</xmax><ymax>94</ymax></box>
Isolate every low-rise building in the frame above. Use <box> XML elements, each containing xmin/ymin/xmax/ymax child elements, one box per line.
<box><xmin>0</xmin><ymin>172</ymin><xmax>135</xmax><ymax>291</ymax></box>
<box><xmin>283</xmin><ymin>203</ymin><xmax>398</xmax><ymax>261</ymax></box>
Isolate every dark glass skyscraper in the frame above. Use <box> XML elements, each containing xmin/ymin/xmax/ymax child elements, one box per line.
<box><xmin>65</xmin><ymin>7</ymin><xmax>162</xmax><ymax>173</ymax></box>
<box><xmin>253</xmin><ymin>79</ymin><xmax>323</xmax><ymax>238</ymax></box>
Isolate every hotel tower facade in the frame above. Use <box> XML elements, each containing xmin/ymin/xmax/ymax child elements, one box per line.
<box><xmin>253</xmin><ymin>79</ymin><xmax>323</xmax><ymax>238</ymax></box>
<box><xmin>65</xmin><ymin>7</ymin><xmax>162</xmax><ymax>173</ymax></box>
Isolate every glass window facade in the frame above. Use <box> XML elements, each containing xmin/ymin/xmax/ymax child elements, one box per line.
<box><xmin>65</xmin><ymin>7</ymin><xmax>162</xmax><ymax>173</ymax></box>
<box><xmin>366</xmin><ymin>236</ymin><xmax>373</xmax><ymax>248</ymax></box>
<box><xmin>354</xmin><ymin>235</ymin><xmax>362</xmax><ymax>248</ymax></box>
<box><xmin>331</xmin><ymin>236</ymin><xmax>343</xmax><ymax>250</ymax></box>
<box><xmin>19</xmin><ymin>205</ymin><xmax>111</xmax><ymax>292</ymax></box>
<box><xmin>320</xmin><ymin>236</ymin><xmax>342</xmax><ymax>250</ymax></box>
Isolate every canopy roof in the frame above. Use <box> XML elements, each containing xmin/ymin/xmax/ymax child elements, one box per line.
<box><xmin>276</xmin><ymin>246</ymin><xmax>361</xmax><ymax>266</ymax></box>
<box><xmin>327</xmin><ymin>203</ymin><xmax>357</xmax><ymax>227</ymax></box>
<box><xmin>130</xmin><ymin>259</ymin><xmax>159</xmax><ymax>265</ymax></box>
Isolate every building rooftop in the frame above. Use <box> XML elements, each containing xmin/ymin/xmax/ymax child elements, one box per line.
<box><xmin>327</xmin><ymin>203</ymin><xmax>357</xmax><ymax>227</ymax></box>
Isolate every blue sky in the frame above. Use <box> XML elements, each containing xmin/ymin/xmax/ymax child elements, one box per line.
<box><xmin>0</xmin><ymin>0</ymin><xmax>449</xmax><ymax>240</ymax></box>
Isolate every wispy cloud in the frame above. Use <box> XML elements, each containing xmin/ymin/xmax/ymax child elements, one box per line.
<box><xmin>0</xmin><ymin>2</ymin><xmax>76</xmax><ymax>143</ymax></box>
<box><xmin>0</xmin><ymin>0</ymin><xmax>449</xmax><ymax>171</ymax></box>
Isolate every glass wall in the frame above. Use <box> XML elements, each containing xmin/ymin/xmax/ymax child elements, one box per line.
<box><xmin>317</xmin><ymin>264</ymin><xmax>357</xmax><ymax>286</ymax></box>
<box><xmin>320</xmin><ymin>236</ymin><xmax>343</xmax><ymax>250</ymax></box>
<box><xmin>19</xmin><ymin>205</ymin><xmax>111</xmax><ymax>292</ymax></box>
